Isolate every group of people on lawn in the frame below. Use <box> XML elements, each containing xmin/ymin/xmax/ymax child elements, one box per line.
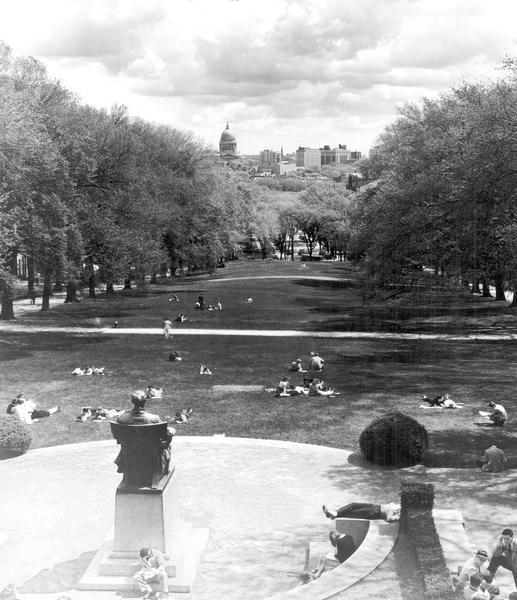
<box><xmin>274</xmin><ymin>352</ymin><xmax>340</xmax><ymax>397</ymax></box>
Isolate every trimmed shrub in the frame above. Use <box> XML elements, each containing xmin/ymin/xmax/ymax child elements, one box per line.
<box><xmin>0</xmin><ymin>414</ymin><xmax>32</xmax><ymax>457</ymax></box>
<box><xmin>359</xmin><ymin>411</ymin><xmax>428</xmax><ymax>467</ymax></box>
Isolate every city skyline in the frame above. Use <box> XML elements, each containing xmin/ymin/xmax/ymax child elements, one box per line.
<box><xmin>1</xmin><ymin>0</ymin><xmax>517</xmax><ymax>155</ymax></box>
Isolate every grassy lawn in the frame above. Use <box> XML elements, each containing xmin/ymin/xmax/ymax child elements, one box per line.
<box><xmin>1</xmin><ymin>259</ymin><xmax>517</xmax><ymax>464</ymax></box>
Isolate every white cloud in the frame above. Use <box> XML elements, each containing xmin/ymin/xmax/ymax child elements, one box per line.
<box><xmin>1</xmin><ymin>0</ymin><xmax>517</xmax><ymax>153</ymax></box>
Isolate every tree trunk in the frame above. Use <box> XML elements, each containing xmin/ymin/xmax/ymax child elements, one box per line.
<box><xmin>494</xmin><ymin>273</ymin><xmax>506</xmax><ymax>301</ymax></box>
<box><xmin>53</xmin><ymin>280</ymin><xmax>63</xmax><ymax>292</ymax></box>
<box><xmin>150</xmin><ymin>270</ymin><xmax>157</xmax><ymax>284</ymax></box>
<box><xmin>123</xmin><ymin>274</ymin><xmax>132</xmax><ymax>290</ymax></box>
<box><xmin>481</xmin><ymin>276</ymin><xmax>492</xmax><ymax>298</ymax></box>
<box><xmin>88</xmin><ymin>273</ymin><xmax>96</xmax><ymax>298</ymax></box>
<box><xmin>106</xmin><ymin>281</ymin><xmax>115</xmax><ymax>295</ymax></box>
<box><xmin>511</xmin><ymin>291</ymin><xmax>517</xmax><ymax>307</ymax></box>
<box><xmin>27</xmin><ymin>256</ymin><xmax>35</xmax><ymax>293</ymax></box>
<box><xmin>0</xmin><ymin>286</ymin><xmax>15</xmax><ymax>320</ymax></box>
<box><xmin>472</xmin><ymin>278</ymin><xmax>481</xmax><ymax>294</ymax></box>
<box><xmin>65</xmin><ymin>280</ymin><xmax>79</xmax><ymax>303</ymax></box>
<box><xmin>41</xmin><ymin>270</ymin><xmax>52</xmax><ymax>311</ymax></box>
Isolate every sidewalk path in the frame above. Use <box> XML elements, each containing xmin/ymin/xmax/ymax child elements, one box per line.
<box><xmin>1</xmin><ymin>322</ymin><xmax>516</xmax><ymax>341</ymax></box>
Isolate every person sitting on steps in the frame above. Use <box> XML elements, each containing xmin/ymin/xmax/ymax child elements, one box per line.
<box><xmin>300</xmin><ymin>530</ymin><xmax>356</xmax><ymax>583</ymax></box>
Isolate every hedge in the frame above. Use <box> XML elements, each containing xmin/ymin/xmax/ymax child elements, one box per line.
<box><xmin>400</xmin><ymin>481</ymin><xmax>461</xmax><ymax>600</ymax></box>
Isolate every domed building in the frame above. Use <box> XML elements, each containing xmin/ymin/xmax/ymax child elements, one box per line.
<box><xmin>219</xmin><ymin>122</ymin><xmax>240</xmax><ymax>163</ymax></box>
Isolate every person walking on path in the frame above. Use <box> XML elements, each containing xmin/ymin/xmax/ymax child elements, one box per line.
<box><xmin>487</xmin><ymin>529</ymin><xmax>517</xmax><ymax>587</ymax></box>
<box><xmin>133</xmin><ymin>547</ymin><xmax>168</xmax><ymax>599</ymax></box>
<box><xmin>481</xmin><ymin>445</ymin><xmax>506</xmax><ymax>472</ymax></box>
<box><xmin>163</xmin><ymin>318</ymin><xmax>173</xmax><ymax>342</ymax></box>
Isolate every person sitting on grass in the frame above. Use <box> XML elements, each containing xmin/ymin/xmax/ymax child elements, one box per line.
<box><xmin>92</xmin><ymin>367</ymin><xmax>105</xmax><ymax>375</ymax></box>
<box><xmin>175</xmin><ymin>313</ymin><xmax>189</xmax><ymax>323</ymax></box>
<box><xmin>146</xmin><ymin>386</ymin><xmax>163</xmax><ymax>399</ymax></box>
<box><xmin>289</xmin><ymin>358</ymin><xmax>307</xmax><ymax>373</ymax></box>
<box><xmin>275</xmin><ymin>376</ymin><xmax>291</xmax><ymax>397</ymax></box>
<box><xmin>76</xmin><ymin>407</ymin><xmax>93</xmax><ymax>422</ymax></box>
<box><xmin>300</xmin><ymin>530</ymin><xmax>356</xmax><ymax>583</ymax></box>
<box><xmin>173</xmin><ymin>408</ymin><xmax>193</xmax><ymax>423</ymax></box>
<box><xmin>309</xmin><ymin>352</ymin><xmax>324</xmax><ymax>371</ymax></box>
<box><xmin>322</xmin><ymin>501</ymin><xmax>401</xmax><ymax>522</ymax></box>
<box><xmin>7</xmin><ymin>393</ymin><xmax>61</xmax><ymax>425</ymax></box>
<box><xmin>215</xmin><ymin>300</ymin><xmax>222</xmax><ymax>310</ymax></box>
<box><xmin>168</xmin><ymin>294</ymin><xmax>179</xmax><ymax>302</ymax></box>
<box><xmin>308</xmin><ymin>379</ymin><xmax>338</xmax><ymax>397</ymax></box>
<box><xmin>462</xmin><ymin>574</ymin><xmax>490</xmax><ymax>600</ymax></box>
<box><xmin>454</xmin><ymin>549</ymin><xmax>499</xmax><ymax>598</ymax></box>
<box><xmin>481</xmin><ymin>444</ymin><xmax>506</xmax><ymax>473</ymax></box>
<box><xmin>479</xmin><ymin>402</ymin><xmax>508</xmax><ymax>426</ymax></box>
<box><xmin>245</xmin><ymin>297</ymin><xmax>253</xmax><ymax>303</ymax></box>
<box><xmin>199</xmin><ymin>365</ymin><xmax>212</xmax><ymax>375</ymax></box>
<box><xmin>168</xmin><ymin>351</ymin><xmax>183</xmax><ymax>361</ymax></box>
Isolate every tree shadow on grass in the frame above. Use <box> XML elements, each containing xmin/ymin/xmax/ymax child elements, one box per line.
<box><xmin>18</xmin><ymin>550</ymin><xmax>96</xmax><ymax>593</ymax></box>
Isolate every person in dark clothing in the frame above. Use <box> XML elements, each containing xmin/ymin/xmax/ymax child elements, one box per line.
<box><xmin>301</xmin><ymin>531</ymin><xmax>356</xmax><ymax>583</ymax></box>
<box><xmin>322</xmin><ymin>501</ymin><xmax>400</xmax><ymax>522</ymax></box>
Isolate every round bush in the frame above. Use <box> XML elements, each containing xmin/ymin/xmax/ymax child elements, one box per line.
<box><xmin>0</xmin><ymin>414</ymin><xmax>32</xmax><ymax>458</ymax></box>
<box><xmin>359</xmin><ymin>411</ymin><xmax>428</xmax><ymax>467</ymax></box>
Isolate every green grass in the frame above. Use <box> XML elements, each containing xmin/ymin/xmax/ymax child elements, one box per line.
<box><xmin>1</xmin><ymin>259</ymin><xmax>516</xmax><ymax>464</ymax></box>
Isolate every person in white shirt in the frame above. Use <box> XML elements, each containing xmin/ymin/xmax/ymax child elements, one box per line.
<box><xmin>455</xmin><ymin>549</ymin><xmax>499</xmax><ymax>598</ymax></box>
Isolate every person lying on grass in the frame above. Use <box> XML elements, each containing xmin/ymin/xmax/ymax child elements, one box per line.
<box><xmin>420</xmin><ymin>393</ymin><xmax>463</xmax><ymax>409</ymax></box>
<box><xmin>76</xmin><ymin>406</ymin><xmax>123</xmax><ymax>422</ymax></box>
<box><xmin>7</xmin><ymin>393</ymin><xmax>61</xmax><ymax>424</ymax></box>
<box><xmin>168</xmin><ymin>351</ymin><xmax>183</xmax><ymax>361</ymax></box>
<box><xmin>164</xmin><ymin>408</ymin><xmax>193</xmax><ymax>424</ymax></box>
<box><xmin>146</xmin><ymin>386</ymin><xmax>163</xmax><ymax>399</ymax></box>
<box><xmin>72</xmin><ymin>366</ymin><xmax>104</xmax><ymax>375</ymax></box>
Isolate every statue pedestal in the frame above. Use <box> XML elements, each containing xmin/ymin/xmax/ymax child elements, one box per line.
<box><xmin>78</xmin><ymin>468</ymin><xmax>208</xmax><ymax>592</ymax></box>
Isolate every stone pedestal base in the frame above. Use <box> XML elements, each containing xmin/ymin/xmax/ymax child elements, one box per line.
<box><xmin>78</xmin><ymin>469</ymin><xmax>208</xmax><ymax>592</ymax></box>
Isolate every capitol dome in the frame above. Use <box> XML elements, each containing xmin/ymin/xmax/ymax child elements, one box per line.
<box><xmin>220</xmin><ymin>123</ymin><xmax>236</xmax><ymax>141</ymax></box>
<box><xmin>219</xmin><ymin>122</ymin><xmax>239</xmax><ymax>161</ymax></box>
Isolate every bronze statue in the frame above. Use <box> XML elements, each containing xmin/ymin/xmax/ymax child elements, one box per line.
<box><xmin>111</xmin><ymin>392</ymin><xmax>175</xmax><ymax>489</ymax></box>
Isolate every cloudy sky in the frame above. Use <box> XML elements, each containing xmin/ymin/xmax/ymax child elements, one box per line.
<box><xmin>1</xmin><ymin>0</ymin><xmax>517</xmax><ymax>155</ymax></box>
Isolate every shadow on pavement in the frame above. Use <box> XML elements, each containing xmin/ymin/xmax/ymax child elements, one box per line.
<box><xmin>19</xmin><ymin>550</ymin><xmax>96</xmax><ymax>593</ymax></box>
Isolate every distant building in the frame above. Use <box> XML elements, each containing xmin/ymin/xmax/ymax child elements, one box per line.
<box><xmin>259</xmin><ymin>149</ymin><xmax>281</xmax><ymax>174</ymax></box>
<box><xmin>296</xmin><ymin>147</ymin><xmax>321</xmax><ymax>169</ymax></box>
<box><xmin>351</xmin><ymin>150</ymin><xmax>362</xmax><ymax>160</ymax></box>
<box><xmin>219</xmin><ymin>122</ymin><xmax>240</xmax><ymax>164</ymax></box>
<box><xmin>320</xmin><ymin>144</ymin><xmax>352</xmax><ymax>165</ymax></box>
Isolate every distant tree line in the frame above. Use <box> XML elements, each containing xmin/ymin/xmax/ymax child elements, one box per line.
<box><xmin>352</xmin><ymin>58</ymin><xmax>517</xmax><ymax>303</ymax></box>
<box><xmin>0</xmin><ymin>43</ymin><xmax>272</xmax><ymax>319</ymax></box>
